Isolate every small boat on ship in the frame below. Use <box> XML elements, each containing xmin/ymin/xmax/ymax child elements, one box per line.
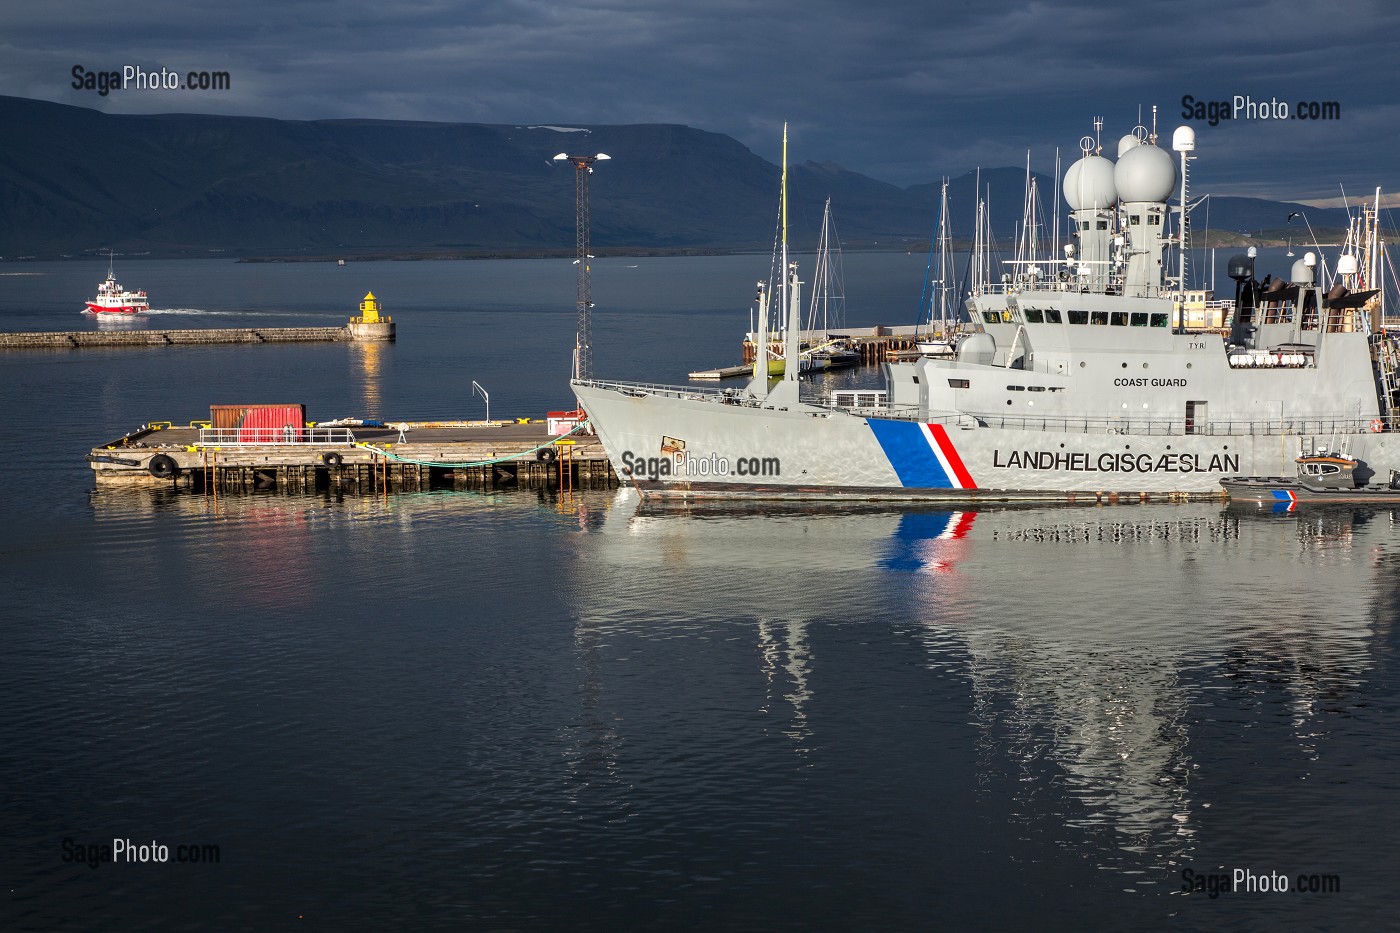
<box><xmin>85</xmin><ymin>253</ymin><xmax>149</xmax><ymax>314</ymax></box>
<box><xmin>1221</xmin><ymin>453</ymin><xmax>1400</xmax><ymax>504</ymax></box>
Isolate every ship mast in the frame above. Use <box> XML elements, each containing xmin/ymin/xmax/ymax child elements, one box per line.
<box><xmin>1172</xmin><ymin>121</ymin><xmax>1195</xmax><ymax>301</ymax></box>
<box><xmin>751</xmin><ymin>124</ymin><xmax>804</xmax><ymax>401</ymax></box>
<box><xmin>769</xmin><ymin>124</ymin><xmax>804</xmax><ymax>405</ymax></box>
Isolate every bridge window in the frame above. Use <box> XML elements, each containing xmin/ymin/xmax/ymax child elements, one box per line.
<box><xmin>1024</xmin><ymin>308</ymin><xmax>1044</xmax><ymax>323</ymax></box>
<box><xmin>1150</xmin><ymin>313</ymin><xmax>1169</xmax><ymax>327</ymax></box>
<box><xmin>1091</xmin><ymin>311</ymin><xmax>1109</xmax><ymax>325</ymax></box>
<box><xmin>1131</xmin><ymin>312</ymin><xmax>1148</xmax><ymax>326</ymax></box>
<box><xmin>1068</xmin><ymin>310</ymin><xmax>1088</xmax><ymax>324</ymax></box>
<box><xmin>1110</xmin><ymin>312</ymin><xmax>1128</xmax><ymax>326</ymax></box>
<box><xmin>982</xmin><ymin>311</ymin><xmax>1000</xmax><ymax>323</ymax></box>
<box><xmin>1006</xmin><ymin>385</ymin><xmax>1025</xmax><ymax>391</ymax></box>
<box><xmin>1044</xmin><ymin>308</ymin><xmax>1062</xmax><ymax>323</ymax></box>
<box><xmin>947</xmin><ymin>378</ymin><xmax>970</xmax><ymax>389</ymax></box>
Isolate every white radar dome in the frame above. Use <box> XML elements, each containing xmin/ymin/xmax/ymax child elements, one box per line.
<box><xmin>1291</xmin><ymin>257</ymin><xmax>1315</xmax><ymax>286</ymax></box>
<box><xmin>1064</xmin><ymin>155</ymin><xmax>1118</xmax><ymax>210</ymax></box>
<box><xmin>1117</xmin><ymin>134</ymin><xmax>1141</xmax><ymax>158</ymax></box>
<box><xmin>1114</xmin><ymin>143</ymin><xmax>1177</xmax><ymax>203</ymax></box>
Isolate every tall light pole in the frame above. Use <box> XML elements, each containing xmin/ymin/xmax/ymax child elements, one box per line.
<box><xmin>553</xmin><ymin>151</ymin><xmax>610</xmax><ymax>383</ymax></box>
<box><xmin>471</xmin><ymin>380</ymin><xmax>489</xmax><ymax>423</ymax></box>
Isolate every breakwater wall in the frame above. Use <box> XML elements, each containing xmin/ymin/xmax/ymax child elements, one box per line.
<box><xmin>0</xmin><ymin>326</ymin><xmax>353</xmax><ymax>349</ymax></box>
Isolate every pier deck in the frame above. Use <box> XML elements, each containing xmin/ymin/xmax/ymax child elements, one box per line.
<box><xmin>88</xmin><ymin>420</ymin><xmax>618</xmax><ymax>492</ymax></box>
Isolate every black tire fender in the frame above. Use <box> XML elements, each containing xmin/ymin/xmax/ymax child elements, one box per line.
<box><xmin>148</xmin><ymin>454</ymin><xmax>179</xmax><ymax>479</ymax></box>
<box><xmin>321</xmin><ymin>451</ymin><xmax>344</xmax><ymax>467</ymax></box>
<box><xmin>536</xmin><ymin>447</ymin><xmax>558</xmax><ymax>463</ymax></box>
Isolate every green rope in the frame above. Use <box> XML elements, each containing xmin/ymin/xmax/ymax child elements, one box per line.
<box><xmin>356</xmin><ymin>421</ymin><xmax>591</xmax><ymax>468</ymax></box>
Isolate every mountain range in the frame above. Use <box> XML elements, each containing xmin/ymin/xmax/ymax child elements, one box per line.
<box><xmin>0</xmin><ymin>95</ymin><xmax>1357</xmax><ymax>260</ymax></box>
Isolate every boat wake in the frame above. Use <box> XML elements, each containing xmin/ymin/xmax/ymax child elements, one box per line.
<box><xmin>140</xmin><ymin>308</ymin><xmax>344</xmax><ymax>318</ymax></box>
<box><xmin>140</xmin><ymin>308</ymin><xmax>251</xmax><ymax>316</ymax></box>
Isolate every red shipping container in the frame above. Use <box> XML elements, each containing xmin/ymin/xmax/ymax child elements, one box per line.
<box><xmin>210</xmin><ymin>404</ymin><xmax>306</xmax><ymax>442</ymax></box>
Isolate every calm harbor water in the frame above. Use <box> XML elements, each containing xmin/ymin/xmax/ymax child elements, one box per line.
<box><xmin>3</xmin><ymin>255</ymin><xmax>1397</xmax><ymax>930</ymax></box>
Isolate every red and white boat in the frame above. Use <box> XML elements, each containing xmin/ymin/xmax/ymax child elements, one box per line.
<box><xmin>85</xmin><ymin>254</ymin><xmax>149</xmax><ymax>314</ymax></box>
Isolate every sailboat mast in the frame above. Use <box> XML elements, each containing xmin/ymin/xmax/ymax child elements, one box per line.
<box><xmin>821</xmin><ymin>199</ymin><xmax>830</xmax><ymax>332</ymax></box>
<box><xmin>972</xmin><ymin>169</ymin><xmax>982</xmax><ymax>295</ymax></box>
<box><xmin>809</xmin><ymin>198</ymin><xmax>832</xmax><ymax>333</ymax></box>
<box><xmin>937</xmin><ymin>179</ymin><xmax>951</xmax><ymax>334</ymax></box>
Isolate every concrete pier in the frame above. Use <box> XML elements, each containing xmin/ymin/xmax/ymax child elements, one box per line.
<box><xmin>4</xmin><ymin>290</ymin><xmax>398</xmax><ymax>350</ymax></box>
<box><xmin>0</xmin><ymin>325</ymin><xmax>354</xmax><ymax>350</ymax></box>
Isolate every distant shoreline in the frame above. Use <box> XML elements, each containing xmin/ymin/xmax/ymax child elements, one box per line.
<box><xmin>0</xmin><ymin>231</ymin><xmax>1350</xmax><ymax>264</ymax></box>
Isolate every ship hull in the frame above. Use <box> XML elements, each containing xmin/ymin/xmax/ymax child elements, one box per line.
<box><xmin>574</xmin><ymin>382</ymin><xmax>1400</xmax><ymax>500</ymax></box>
<box><xmin>85</xmin><ymin>301</ymin><xmax>145</xmax><ymax>314</ymax></box>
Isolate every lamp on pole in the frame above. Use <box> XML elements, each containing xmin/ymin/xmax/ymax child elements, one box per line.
<box><xmin>471</xmin><ymin>380</ymin><xmax>489</xmax><ymax>423</ymax></box>
<box><xmin>553</xmin><ymin>151</ymin><xmax>610</xmax><ymax>383</ymax></box>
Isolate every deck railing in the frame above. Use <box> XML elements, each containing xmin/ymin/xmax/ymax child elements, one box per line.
<box><xmin>576</xmin><ymin>380</ymin><xmax>1387</xmax><ymax>437</ymax></box>
<box><xmin>197</xmin><ymin>427</ymin><xmax>357</xmax><ymax>446</ymax></box>
<box><xmin>962</xmin><ymin>413</ymin><xmax>1387</xmax><ymax>437</ymax></box>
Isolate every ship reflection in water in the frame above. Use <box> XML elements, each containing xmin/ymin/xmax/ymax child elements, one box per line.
<box><xmin>578</xmin><ymin>491</ymin><xmax>1390</xmax><ymax>887</ymax></box>
<box><xmin>82</xmin><ymin>484</ymin><xmax>1394</xmax><ymax>904</ymax></box>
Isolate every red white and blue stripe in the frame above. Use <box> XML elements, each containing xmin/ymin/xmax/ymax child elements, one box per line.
<box><xmin>867</xmin><ymin>420</ymin><xmax>977</xmax><ymax>490</ymax></box>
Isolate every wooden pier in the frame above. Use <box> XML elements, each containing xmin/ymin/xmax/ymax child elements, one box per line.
<box><xmin>88</xmin><ymin>421</ymin><xmax>618</xmax><ymax>493</ymax></box>
<box><xmin>1</xmin><ymin>325</ymin><xmax>362</xmax><ymax>350</ymax></box>
<box><xmin>739</xmin><ymin>324</ymin><xmax>928</xmax><ymax>367</ymax></box>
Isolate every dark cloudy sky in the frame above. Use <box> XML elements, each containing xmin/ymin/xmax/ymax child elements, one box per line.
<box><xmin>6</xmin><ymin>0</ymin><xmax>1398</xmax><ymax>201</ymax></box>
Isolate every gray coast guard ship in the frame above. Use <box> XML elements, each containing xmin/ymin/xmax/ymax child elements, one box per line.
<box><xmin>573</xmin><ymin>118</ymin><xmax>1395</xmax><ymax>500</ymax></box>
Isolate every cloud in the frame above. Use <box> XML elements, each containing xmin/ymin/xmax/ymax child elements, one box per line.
<box><xmin>3</xmin><ymin>0</ymin><xmax>1398</xmax><ymax>197</ymax></box>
